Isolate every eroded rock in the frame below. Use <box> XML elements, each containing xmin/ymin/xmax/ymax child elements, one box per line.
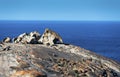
<box><xmin>39</xmin><ymin>28</ymin><xmax>63</xmax><ymax>45</ymax></box>
<box><xmin>3</xmin><ymin>37</ymin><xmax>11</xmax><ymax>43</ymax></box>
<box><xmin>13</xmin><ymin>31</ymin><xmax>41</xmax><ymax>44</ymax></box>
<box><xmin>0</xmin><ymin>43</ymin><xmax>120</xmax><ymax>77</ymax></box>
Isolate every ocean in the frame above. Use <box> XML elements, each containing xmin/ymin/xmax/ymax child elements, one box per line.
<box><xmin>0</xmin><ymin>21</ymin><xmax>120</xmax><ymax>62</ymax></box>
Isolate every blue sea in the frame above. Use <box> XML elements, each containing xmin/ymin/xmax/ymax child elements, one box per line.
<box><xmin>0</xmin><ymin>21</ymin><xmax>120</xmax><ymax>62</ymax></box>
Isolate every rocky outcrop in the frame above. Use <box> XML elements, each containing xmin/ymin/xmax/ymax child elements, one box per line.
<box><xmin>0</xmin><ymin>43</ymin><xmax>119</xmax><ymax>77</ymax></box>
<box><xmin>39</xmin><ymin>28</ymin><xmax>63</xmax><ymax>45</ymax></box>
<box><xmin>0</xmin><ymin>29</ymin><xmax>120</xmax><ymax>77</ymax></box>
<box><xmin>12</xmin><ymin>29</ymin><xmax>63</xmax><ymax>45</ymax></box>
<box><xmin>13</xmin><ymin>31</ymin><xmax>41</xmax><ymax>44</ymax></box>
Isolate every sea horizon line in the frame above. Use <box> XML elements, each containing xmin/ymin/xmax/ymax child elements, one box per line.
<box><xmin>0</xmin><ymin>20</ymin><xmax>120</xmax><ymax>22</ymax></box>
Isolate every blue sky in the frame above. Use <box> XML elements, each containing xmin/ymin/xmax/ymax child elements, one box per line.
<box><xmin>0</xmin><ymin>0</ymin><xmax>120</xmax><ymax>21</ymax></box>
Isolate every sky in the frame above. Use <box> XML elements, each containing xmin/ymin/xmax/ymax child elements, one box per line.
<box><xmin>0</xmin><ymin>0</ymin><xmax>120</xmax><ymax>21</ymax></box>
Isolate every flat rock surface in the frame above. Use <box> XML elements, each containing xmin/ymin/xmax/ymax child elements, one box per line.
<box><xmin>0</xmin><ymin>43</ymin><xmax>120</xmax><ymax>77</ymax></box>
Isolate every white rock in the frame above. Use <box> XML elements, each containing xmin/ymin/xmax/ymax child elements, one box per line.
<box><xmin>18</xmin><ymin>33</ymin><xmax>27</xmax><ymax>38</ymax></box>
<box><xmin>39</xmin><ymin>28</ymin><xmax>63</xmax><ymax>45</ymax></box>
<box><xmin>3</xmin><ymin>37</ymin><xmax>11</xmax><ymax>43</ymax></box>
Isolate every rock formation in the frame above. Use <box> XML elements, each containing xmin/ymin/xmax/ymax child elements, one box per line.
<box><xmin>39</xmin><ymin>28</ymin><xmax>63</xmax><ymax>45</ymax></box>
<box><xmin>5</xmin><ymin>29</ymin><xmax>63</xmax><ymax>45</ymax></box>
<box><xmin>0</xmin><ymin>29</ymin><xmax>120</xmax><ymax>77</ymax></box>
<box><xmin>3</xmin><ymin>37</ymin><xmax>11</xmax><ymax>43</ymax></box>
<box><xmin>13</xmin><ymin>31</ymin><xmax>41</xmax><ymax>44</ymax></box>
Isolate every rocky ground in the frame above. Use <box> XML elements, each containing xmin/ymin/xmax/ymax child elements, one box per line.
<box><xmin>0</xmin><ymin>43</ymin><xmax>120</xmax><ymax>77</ymax></box>
<box><xmin>0</xmin><ymin>28</ymin><xmax>120</xmax><ymax>77</ymax></box>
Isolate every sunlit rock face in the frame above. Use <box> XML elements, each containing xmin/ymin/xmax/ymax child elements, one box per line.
<box><xmin>39</xmin><ymin>28</ymin><xmax>63</xmax><ymax>46</ymax></box>
<box><xmin>6</xmin><ymin>28</ymin><xmax>63</xmax><ymax>45</ymax></box>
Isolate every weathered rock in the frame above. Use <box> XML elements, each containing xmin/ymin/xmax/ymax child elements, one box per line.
<box><xmin>3</xmin><ymin>37</ymin><xmax>11</xmax><ymax>43</ymax></box>
<box><xmin>13</xmin><ymin>31</ymin><xmax>41</xmax><ymax>44</ymax></box>
<box><xmin>18</xmin><ymin>33</ymin><xmax>28</xmax><ymax>38</ymax></box>
<box><xmin>85</xmin><ymin>71</ymin><xmax>97</xmax><ymax>77</ymax></box>
<box><xmin>29</xmin><ymin>31</ymin><xmax>41</xmax><ymax>40</ymax></box>
<box><xmin>13</xmin><ymin>37</ymin><xmax>21</xmax><ymax>43</ymax></box>
<box><xmin>13</xmin><ymin>33</ymin><xmax>27</xmax><ymax>43</ymax></box>
<box><xmin>13</xmin><ymin>29</ymin><xmax>63</xmax><ymax>45</ymax></box>
<box><xmin>39</xmin><ymin>28</ymin><xmax>63</xmax><ymax>45</ymax></box>
<box><xmin>21</xmin><ymin>35</ymin><xmax>36</xmax><ymax>44</ymax></box>
<box><xmin>0</xmin><ymin>43</ymin><xmax>120</xmax><ymax>77</ymax></box>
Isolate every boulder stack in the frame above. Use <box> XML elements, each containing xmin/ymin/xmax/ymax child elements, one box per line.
<box><xmin>3</xmin><ymin>28</ymin><xmax>63</xmax><ymax>45</ymax></box>
<box><xmin>13</xmin><ymin>31</ymin><xmax>41</xmax><ymax>44</ymax></box>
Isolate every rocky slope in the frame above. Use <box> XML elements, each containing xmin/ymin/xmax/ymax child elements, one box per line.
<box><xmin>0</xmin><ymin>29</ymin><xmax>120</xmax><ymax>77</ymax></box>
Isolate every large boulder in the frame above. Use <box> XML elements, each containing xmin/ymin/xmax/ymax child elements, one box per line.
<box><xmin>29</xmin><ymin>31</ymin><xmax>41</xmax><ymax>40</ymax></box>
<box><xmin>13</xmin><ymin>31</ymin><xmax>41</xmax><ymax>44</ymax></box>
<box><xmin>39</xmin><ymin>28</ymin><xmax>63</xmax><ymax>45</ymax></box>
<box><xmin>13</xmin><ymin>33</ymin><xmax>28</xmax><ymax>43</ymax></box>
<box><xmin>20</xmin><ymin>35</ymin><xmax>36</xmax><ymax>44</ymax></box>
<box><xmin>3</xmin><ymin>37</ymin><xmax>12</xmax><ymax>43</ymax></box>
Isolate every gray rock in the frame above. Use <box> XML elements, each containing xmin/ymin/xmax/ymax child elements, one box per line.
<box><xmin>0</xmin><ymin>43</ymin><xmax>120</xmax><ymax>77</ymax></box>
<box><xmin>86</xmin><ymin>71</ymin><xmax>97</xmax><ymax>77</ymax></box>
